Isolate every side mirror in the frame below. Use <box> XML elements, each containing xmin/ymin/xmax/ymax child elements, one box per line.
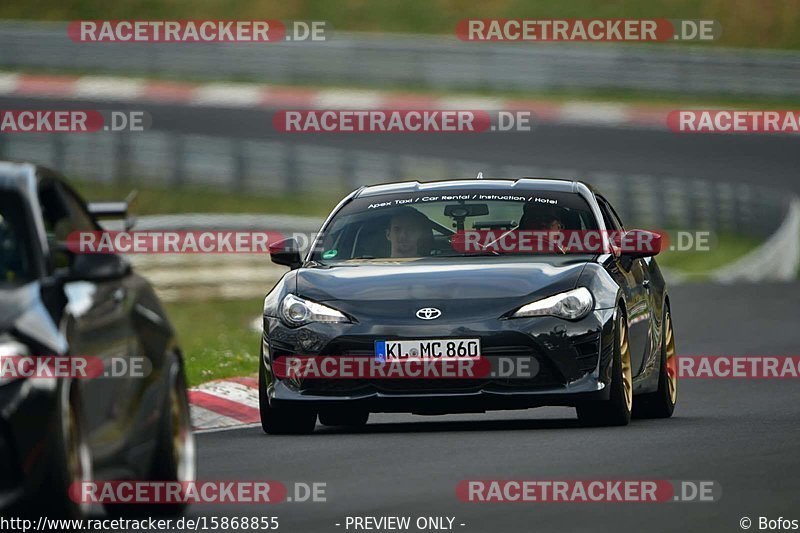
<box><xmin>269</xmin><ymin>238</ymin><xmax>302</xmax><ymax>269</ymax></box>
<box><xmin>617</xmin><ymin>229</ymin><xmax>663</xmax><ymax>258</ymax></box>
<box><xmin>64</xmin><ymin>253</ymin><xmax>131</xmax><ymax>281</ymax></box>
<box><xmin>51</xmin><ymin>241</ymin><xmax>131</xmax><ymax>281</ymax></box>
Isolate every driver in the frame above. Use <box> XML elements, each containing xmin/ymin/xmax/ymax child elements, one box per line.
<box><xmin>385</xmin><ymin>208</ymin><xmax>433</xmax><ymax>258</ymax></box>
<box><xmin>519</xmin><ymin>204</ymin><xmax>565</xmax><ymax>231</ymax></box>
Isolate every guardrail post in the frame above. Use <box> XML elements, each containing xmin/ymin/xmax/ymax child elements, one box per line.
<box><xmin>284</xmin><ymin>143</ymin><xmax>299</xmax><ymax>193</ymax></box>
<box><xmin>234</xmin><ymin>139</ymin><xmax>247</xmax><ymax>191</ymax></box>
<box><xmin>341</xmin><ymin>149</ymin><xmax>356</xmax><ymax>191</ymax></box>
<box><xmin>113</xmin><ymin>132</ymin><xmax>130</xmax><ymax>183</ymax></box>
<box><xmin>686</xmin><ymin>179</ymin><xmax>703</xmax><ymax>231</ymax></box>
<box><xmin>171</xmin><ymin>134</ymin><xmax>185</xmax><ymax>187</ymax></box>
<box><xmin>53</xmin><ymin>134</ymin><xmax>66</xmax><ymax>172</ymax></box>
<box><xmin>618</xmin><ymin>174</ymin><xmax>634</xmax><ymax>225</ymax></box>
<box><xmin>653</xmin><ymin>177</ymin><xmax>667</xmax><ymax>229</ymax></box>
<box><xmin>389</xmin><ymin>154</ymin><xmax>404</xmax><ymax>181</ymax></box>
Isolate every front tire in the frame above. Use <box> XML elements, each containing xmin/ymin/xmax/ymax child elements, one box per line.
<box><xmin>633</xmin><ymin>306</ymin><xmax>677</xmax><ymax>418</ymax></box>
<box><xmin>576</xmin><ymin>308</ymin><xmax>632</xmax><ymax>427</ymax></box>
<box><xmin>259</xmin><ymin>350</ymin><xmax>317</xmax><ymax>435</ymax></box>
<box><xmin>39</xmin><ymin>380</ymin><xmax>93</xmax><ymax>518</ymax></box>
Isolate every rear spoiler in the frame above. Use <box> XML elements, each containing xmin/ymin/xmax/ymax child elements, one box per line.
<box><xmin>88</xmin><ymin>201</ymin><xmax>128</xmax><ymax>218</ymax></box>
<box><xmin>87</xmin><ymin>190</ymin><xmax>138</xmax><ymax>230</ymax></box>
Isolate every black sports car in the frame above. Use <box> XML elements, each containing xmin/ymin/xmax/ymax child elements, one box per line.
<box><xmin>0</xmin><ymin>162</ymin><xmax>194</xmax><ymax>516</ymax></box>
<box><xmin>260</xmin><ymin>178</ymin><xmax>677</xmax><ymax>434</ymax></box>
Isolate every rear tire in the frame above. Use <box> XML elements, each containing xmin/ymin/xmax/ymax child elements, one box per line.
<box><xmin>318</xmin><ymin>409</ymin><xmax>369</xmax><ymax>427</ymax></box>
<box><xmin>105</xmin><ymin>357</ymin><xmax>195</xmax><ymax>517</ymax></box>
<box><xmin>259</xmin><ymin>351</ymin><xmax>317</xmax><ymax>435</ymax></box>
<box><xmin>576</xmin><ymin>308</ymin><xmax>632</xmax><ymax>427</ymax></box>
<box><xmin>633</xmin><ymin>306</ymin><xmax>677</xmax><ymax>419</ymax></box>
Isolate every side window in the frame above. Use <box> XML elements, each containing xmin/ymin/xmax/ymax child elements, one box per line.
<box><xmin>596</xmin><ymin>196</ymin><xmax>620</xmax><ymax>231</ymax></box>
<box><xmin>0</xmin><ymin>193</ymin><xmax>33</xmax><ymax>283</ymax></box>
<box><xmin>604</xmin><ymin>199</ymin><xmax>626</xmax><ymax>231</ymax></box>
<box><xmin>38</xmin><ymin>179</ymin><xmax>97</xmax><ymax>270</ymax></box>
<box><xmin>38</xmin><ymin>180</ymin><xmax>95</xmax><ymax>243</ymax></box>
<box><xmin>58</xmin><ymin>184</ymin><xmax>97</xmax><ymax>233</ymax></box>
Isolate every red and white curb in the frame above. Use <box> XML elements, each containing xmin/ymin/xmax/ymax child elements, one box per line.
<box><xmin>189</xmin><ymin>377</ymin><xmax>261</xmax><ymax>433</ymax></box>
<box><xmin>0</xmin><ymin>72</ymin><xmax>670</xmax><ymax>129</ymax></box>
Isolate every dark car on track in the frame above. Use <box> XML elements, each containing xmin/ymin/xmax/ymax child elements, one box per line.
<box><xmin>259</xmin><ymin>178</ymin><xmax>677</xmax><ymax>434</ymax></box>
<box><xmin>0</xmin><ymin>162</ymin><xmax>194</xmax><ymax>516</ymax></box>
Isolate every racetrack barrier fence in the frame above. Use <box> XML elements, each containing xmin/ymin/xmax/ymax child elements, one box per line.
<box><xmin>1</xmin><ymin>21</ymin><xmax>800</xmax><ymax>97</ymax></box>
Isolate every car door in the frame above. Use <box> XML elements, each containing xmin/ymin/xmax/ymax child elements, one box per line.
<box><xmin>39</xmin><ymin>177</ymin><xmax>138</xmax><ymax>475</ymax></box>
<box><xmin>596</xmin><ymin>195</ymin><xmax>653</xmax><ymax>377</ymax></box>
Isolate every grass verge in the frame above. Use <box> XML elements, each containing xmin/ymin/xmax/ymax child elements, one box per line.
<box><xmin>654</xmin><ymin>233</ymin><xmax>761</xmax><ymax>275</ymax></box>
<box><xmin>165</xmin><ymin>298</ymin><xmax>262</xmax><ymax>387</ymax></box>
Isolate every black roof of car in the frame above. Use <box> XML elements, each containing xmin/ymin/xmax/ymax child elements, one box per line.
<box><xmin>354</xmin><ymin>178</ymin><xmax>591</xmax><ymax>198</ymax></box>
<box><xmin>0</xmin><ymin>161</ymin><xmax>40</xmax><ymax>193</ymax></box>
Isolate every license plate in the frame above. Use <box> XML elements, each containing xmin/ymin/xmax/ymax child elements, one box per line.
<box><xmin>375</xmin><ymin>338</ymin><xmax>481</xmax><ymax>362</ymax></box>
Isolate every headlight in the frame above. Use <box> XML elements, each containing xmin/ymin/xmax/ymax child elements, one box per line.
<box><xmin>510</xmin><ymin>287</ymin><xmax>594</xmax><ymax>320</ymax></box>
<box><xmin>279</xmin><ymin>294</ymin><xmax>349</xmax><ymax>327</ymax></box>
<box><xmin>0</xmin><ymin>338</ymin><xmax>29</xmax><ymax>386</ymax></box>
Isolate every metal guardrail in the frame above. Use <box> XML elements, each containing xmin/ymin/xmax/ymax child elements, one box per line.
<box><xmin>1</xmin><ymin>21</ymin><xmax>800</xmax><ymax>97</ymax></box>
<box><xmin>711</xmin><ymin>198</ymin><xmax>800</xmax><ymax>283</ymax></box>
<box><xmin>0</xmin><ymin>129</ymin><xmax>790</xmax><ymax>241</ymax></box>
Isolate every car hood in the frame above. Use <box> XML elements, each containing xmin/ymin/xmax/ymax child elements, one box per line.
<box><xmin>296</xmin><ymin>257</ymin><xmax>590</xmax><ymax>318</ymax></box>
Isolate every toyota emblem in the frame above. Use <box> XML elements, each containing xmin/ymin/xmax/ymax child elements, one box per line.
<box><xmin>416</xmin><ymin>307</ymin><xmax>442</xmax><ymax>320</ymax></box>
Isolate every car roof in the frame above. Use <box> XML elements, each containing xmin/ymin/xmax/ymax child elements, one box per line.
<box><xmin>0</xmin><ymin>161</ymin><xmax>40</xmax><ymax>194</ymax></box>
<box><xmin>0</xmin><ymin>160</ymin><xmax>70</xmax><ymax>193</ymax></box>
<box><xmin>354</xmin><ymin>177</ymin><xmax>593</xmax><ymax>198</ymax></box>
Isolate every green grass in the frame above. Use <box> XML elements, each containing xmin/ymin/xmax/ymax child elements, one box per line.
<box><xmin>165</xmin><ymin>298</ymin><xmax>262</xmax><ymax>387</ymax></box>
<box><xmin>656</xmin><ymin>232</ymin><xmax>760</xmax><ymax>275</ymax></box>
<box><xmin>4</xmin><ymin>0</ymin><xmax>800</xmax><ymax>50</ymax></box>
<box><xmin>70</xmin><ymin>179</ymin><xmax>337</xmax><ymax>217</ymax></box>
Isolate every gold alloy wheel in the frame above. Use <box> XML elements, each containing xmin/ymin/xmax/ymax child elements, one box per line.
<box><xmin>619</xmin><ymin>314</ymin><xmax>633</xmax><ymax>412</ymax></box>
<box><xmin>664</xmin><ymin>311</ymin><xmax>677</xmax><ymax>405</ymax></box>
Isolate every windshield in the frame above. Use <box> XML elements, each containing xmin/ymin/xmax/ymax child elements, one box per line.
<box><xmin>0</xmin><ymin>191</ymin><xmax>34</xmax><ymax>284</ymax></box>
<box><xmin>311</xmin><ymin>189</ymin><xmax>599</xmax><ymax>262</ymax></box>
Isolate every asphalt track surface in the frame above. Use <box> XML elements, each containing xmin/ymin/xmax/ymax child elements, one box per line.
<box><xmin>3</xmin><ymin>96</ymin><xmax>799</xmax><ymax>532</ymax></box>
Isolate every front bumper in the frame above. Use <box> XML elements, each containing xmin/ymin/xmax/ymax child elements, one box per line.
<box><xmin>263</xmin><ymin>308</ymin><xmax>617</xmax><ymax>414</ymax></box>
